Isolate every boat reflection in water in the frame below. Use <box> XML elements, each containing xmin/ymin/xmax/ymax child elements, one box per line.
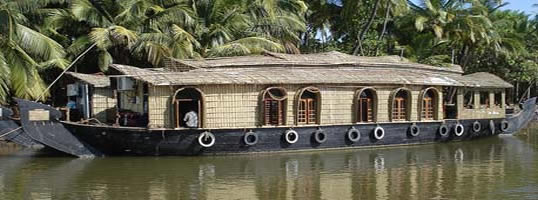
<box><xmin>1</xmin><ymin>131</ymin><xmax>537</xmax><ymax>200</ymax></box>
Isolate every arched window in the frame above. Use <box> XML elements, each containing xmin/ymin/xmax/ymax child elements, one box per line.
<box><xmin>262</xmin><ymin>87</ymin><xmax>287</xmax><ymax>126</ymax></box>
<box><xmin>297</xmin><ymin>87</ymin><xmax>321</xmax><ymax>125</ymax></box>
<box><xmin>390</xmin><ymin>88</ymin><xmax>411</xmax><ymax>121</ymax></box>
<box><xmin>420</xmin><ymin>87</ymin><xmax>439</xmax><ymax>120</ymax></box>
<box><xmin>356</xmin><ymin>88</ymin><xmax>377</xmax><ymax>122</ymax></box>
<box><xmin>172</xmin><ymin>88</ymin><xmax>204</xmax><ymax>128</ymax></box>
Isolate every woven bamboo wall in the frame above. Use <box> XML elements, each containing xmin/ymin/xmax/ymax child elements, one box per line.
<box><xmin>319</xmin><ymin>87</ymin><xmax>355</xmax><ymax>125</ymax></box>
<box><xmin>148</xmin><ymin>86</ymin><xmax>174</xmax><ymax>128</ymax></box>
<box><xmin>147</xmin><ymin>84</ymin><xmax>447</xmax><ymax>129</ymax></box>
<box><xmin>92</xmin><ymin>88</ymin><xmax>116</xmax><ymax>122</ymax></box>
<box><xmin>376</xmin><ymin>89</ymin><xmax>391</xmax><ymax>122</ymax></box>
<box><xmin>283</xmin><ymin>84</ymin><xmax>300</xmax><ymax>125</ymax></box>
<box><xmin>202</xmin><ymin>85</ymin><xmax>260</xmax><ymax>128</ymax></box>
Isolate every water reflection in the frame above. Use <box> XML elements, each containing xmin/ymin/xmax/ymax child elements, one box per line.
<box><xmin>1</xmin><ymin>128</ymin><xmax>538</xmax><ymax>200</ymax></box>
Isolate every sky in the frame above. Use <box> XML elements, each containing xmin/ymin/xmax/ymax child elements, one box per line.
<box><xmin>502</xmin><ymin>0</ymin><xmax>537</xmax><ymax>15</ymax></box>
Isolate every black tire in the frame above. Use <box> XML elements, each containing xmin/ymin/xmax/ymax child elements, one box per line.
<box><xmin>284</xmin><ymin>130</ymin><xmax>299</xmax><ymax>144</ymax></box>
<box><xmin>438</xmin><ymin>124</ymin><xmax>449</xmax><ymax>137</ymax></box>
<box><xmin>373</xmin><ymin>126</ymin><xmax>385</xmax><ymax>140</ymax></box>
<box><xmin>313</xmin><ymin>129</ymin><xmax>327</xmax><ymax>144</ymax></box>
<box><xmin>198</xmin><ymin>131</ymin><xmax>215</xmax><ymax>148</ymax></box>
<box><xmin>408</xmin><ymin>123</ymin><xmax>420</xmax><ymax>137</ymax></box>
<box><xmin>489</xmin><ymin>120</ymin><xmax>496</xmax><ymax>135</ymax></box>
<box><xmin>347</xmin><ymin>127</ymin><xmax>361</xmax><ymax>142</ymax></box>
<box><xmin>454</xmin><ymin>123</ymin><xmax>464</xmax><ymax>137</ymax></box>
<box><xmin>500</xmin><ymin>120</ymin><xmax>509</xmax><ymax>132</ymax></box>
<box><xmin>243</xmin><ymin>131</ymin><xmax>258</xmax><ymax>146</ymax></box>
<box><xmin>472</xmin><ymin>121</ymin><xmax>481</xmax><ymax>133</ymax></box>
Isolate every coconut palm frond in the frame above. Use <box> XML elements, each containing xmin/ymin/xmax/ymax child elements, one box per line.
<box><xmin>16</xmin><ymin>24</ymin><xmax>67</xmax><ymax>68</ymax></box>
<box><xmin>0</xmin><ymin>52</ymin><xmax>10</xmax><ymax>103</ymax></box>
<box><xmin>71</xmin><ymin>0</ymin><xmax>113</xmax><ymax>27</ymax></box>
<box><xmin>90</xmin><ymin>26</ymin><xmax>138</xmax><ymax>49</ymax></box>
<box><xmin>207</xmin><ymin>43</ymin><xmax>251</xmax><ymax>57</ymax></box>
<box><xmin>97</xmin><ymin>49</ymin><xmax>113</xmax><ymax>72</ymax></box>
<box><xmin>230</xmin><ymin>36</ymin><xmax>284</xmax><ymax>54</ymax></box>
<box><xmin>67</xmin><ymin>36</ymin><xmax>93</xmax><ymax>57</ymax></box>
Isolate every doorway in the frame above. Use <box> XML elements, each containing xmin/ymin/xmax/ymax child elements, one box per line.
<box><xmin>174</xmin><ymin>88</ymin><xmax>203</xmax><ymax>128</ymax></box>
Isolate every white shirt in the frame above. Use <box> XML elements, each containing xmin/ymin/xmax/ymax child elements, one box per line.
<box><xmin>183</xmin><ymin>111</ymin><xmax>198</xmax><ymax>128</ymax></box>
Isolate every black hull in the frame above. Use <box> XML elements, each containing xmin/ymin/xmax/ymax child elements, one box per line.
<box><xmin>63</xmin><ymin>119</ymin><xmax>505</xmax><ymax>156</ymax></box>
<box><xmin>0</xmin><ymin>106</ymin><xmax>43</xmax><ymax>149</ymax></box>
<box><xmin>15</xmin><ymin>99</ymin><xmax>102</xmax><ymax>157</ymax></box>
<box><xmin>12</xmin><ymin>97</ymin><xmax>537</xmax><ymax>157</ymax></box>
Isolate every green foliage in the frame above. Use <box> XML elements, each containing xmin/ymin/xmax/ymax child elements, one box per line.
<box><xmin>301</xmin><ymin>0</ymin><xmax>538</xmax><ymax>88</ymax></box>
<box><xmin>0</xmin><ymin>0</ymin><xmax>537</xmax><ymax>102</ymax></box>
<box><xmin>0</xmin><ymin>0</ymin><xmax>68</xmax><ymax>103</ymax></box>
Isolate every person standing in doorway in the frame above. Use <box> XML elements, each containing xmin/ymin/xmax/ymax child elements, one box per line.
<box><xmin>184</xmin><ymin>110</ymin><xmax>198</xmax><ymax>128</ymax></box>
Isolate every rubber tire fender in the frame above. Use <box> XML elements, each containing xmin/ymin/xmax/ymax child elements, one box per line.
<box><xmin>438</xmin><ymin>124</ymin><xmax>449</xmax><ymax>138</ymax></box>
<box><xmin>313</xmin><ymin>128</ymin><xmax>327</xmax><ymax>144</ymax></box>
<box><xmin>198</xmin><ymin>131</ymin><xmax>216</xmax><ymax>148</ymax></box>
<box><xmin>472</xmin><ymin>121</ymin><xmax>481</xmax><ymax>133</ymax></box>
<box><xmin>373</xmin><ymin>126</ymin><xmax>385</xmax><ymax>140</ymax></box>
<box><xmin>500</xmin><ymin>120</ymin><xmax>510</xmax><ymax>132</ymax></box>
<box><xmin>284</xmin><ymin>129</ymin><xmax>299</xmax><ymax>144</ymax></box>
<box><xmin>243</xmin><ymin>131</ymin><xmax>258</xmax><ymax>146</ymax></box>
<box><xmin>489</xmin><ymin>120</ymin><xmax>496</xmax><ymax>135</ymax></box>
<box><xmin>347</xmin><ymin>127</ymin><xmax>361</xmax><ymax>142</ymax></box>
<box><xmin>454</xmin><ymin>123</ymin><xmax>465</xmax><ymax>137</ymax></box>
<box><xmin>408</xmin><ymin>123</ymin><xmax>420</xmax><ymax>137</ymax></box>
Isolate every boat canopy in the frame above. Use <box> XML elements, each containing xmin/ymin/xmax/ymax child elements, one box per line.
<box><xmin>105</xmin><ymin>51</ymin><xmax>512</xmax><ymax>89</ymax></box>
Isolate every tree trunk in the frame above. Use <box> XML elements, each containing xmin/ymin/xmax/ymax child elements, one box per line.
<box><xmin>374</xmin><ymin>1</ymin><xmax>391</xmax><ymax>56</ymax></box>
<box><xmin>458</xmin><ymin>45</ymin><xmax>469</xmax><ymax>71</ymax></box>
<box><xmin>353</xmin><ymin>0</ymin><xmax>381</xmax><ymax>55</ymax></box>
<box><xmin>461</xmin><ymin>45</ymin><xmax>475</xmax><ymax>71</ymax></box>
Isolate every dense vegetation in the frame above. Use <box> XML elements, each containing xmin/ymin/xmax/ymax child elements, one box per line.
<box><xmin>0</xmin><ymin>0</ymin><xmax>536</xmax><ymax>103</ymax></box>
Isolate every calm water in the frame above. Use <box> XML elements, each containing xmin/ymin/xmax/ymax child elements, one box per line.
<box><xmin>1</xmin><ymin>125</ymin><xmax>538</xmax><ymax>200</ymax></box>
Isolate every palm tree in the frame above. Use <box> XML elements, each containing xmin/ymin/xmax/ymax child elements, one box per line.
<box><xmin>246</xmin><ymin>0</ymin><xmax>307</xmax><ymax>53</ymax></box>
<box><xmin>409</xmin><ymin>0</ymin><xmax>462</xmax><ymax>40</ymax></box>
<box><xmin>373</xmin><ymin>0</ymin><xmax>409</xmax><ymax>55</ymax></box>
<box><xmin>191</xmin><ymin>0</ymin><xmax>285</xmax><ymax>57</ymax></box>
<box><xmin>0</xmin><ymin>0</ymin><xmax>69</xmax><ymax>102</ymax></box>
<box><xmin>301</xmin><ymin>0</ymin><xmax>343</xmax><ymax>52</ymax></box>
<box><xmin>49</xmin><ymin>0</ymin><xmax>295</xmax><ymax>69</ymax></box>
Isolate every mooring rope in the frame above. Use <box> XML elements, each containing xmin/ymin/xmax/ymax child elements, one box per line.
<box><xmin>35</xmin><ymin>43</ymin><xmax>97</xmax><ymax>102</ymax></box>
<box><xmin>0</xmin><ymin>127</ymin><xmax>22</xmax><ymax>139</ymax></box>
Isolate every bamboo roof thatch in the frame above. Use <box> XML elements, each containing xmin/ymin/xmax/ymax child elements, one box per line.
<box><xmin>164</xmin><ymin>51</ymin><xmax>465</xmax><ymax>74</ymax></box>
<box><xmin>66</xmin><ymin>72</ymin><xmax>110</xmax><ymax>88</ymax></box>
<box><xmin>107</xmin><ymin>51</ymin><xmax>512</xmax><ymax>88</ymax></box>
<box><xmin>457</xmin><ymin>72</ymin><xmax>513</xmax><ymax>88</ymax></box>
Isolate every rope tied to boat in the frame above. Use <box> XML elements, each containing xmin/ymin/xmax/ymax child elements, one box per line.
<box><xmin>35</xmin><ymin>43</ymin><xmax>97</xmax><ymax>102</ymax></box>
<box><xmin>0</xmin><ymin>127</ymin><xmax>22</xmax><ymax>139</ymax></box>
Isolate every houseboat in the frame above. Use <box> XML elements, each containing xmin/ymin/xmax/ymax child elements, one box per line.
<box><xmin>4</xmin><ymin>51</ymin><xmax>537</xmax><ymax>157</ymax></box>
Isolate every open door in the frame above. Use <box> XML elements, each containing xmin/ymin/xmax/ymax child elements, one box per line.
<box><xmin>173</xmin><ymin>88</ymin><xmax>203</xmax><ymax>128</ymax></box>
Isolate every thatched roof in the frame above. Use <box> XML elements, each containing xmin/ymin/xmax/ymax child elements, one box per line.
<box><xmin>66</xmin><ymin>72</ymin><xmax>110</xmax><ymax>88</ymax></box>
<box><xmin>458</xmin><ymin>72</ymin><xmax>513</xmax><ymax>88</ymax></box>
<box><xmin>107</xmin><ymin>51</ymin><xmax>512</xmax><ymax>88</ymax></box>
<box><xmin>164</xmin><ymin>51</ymin><xmax>465</xmax><ymax>74</ymax></box>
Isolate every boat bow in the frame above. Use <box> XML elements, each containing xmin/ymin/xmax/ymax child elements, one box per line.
<box><xmin>15</xmin><ymin>99</ymin><xmax>102</xmax><ymax>157</ymax></box>
<box><xmin>503</xmin><ymin>97</ymin><xmax>537</xmax><ymax>134</ymax></box>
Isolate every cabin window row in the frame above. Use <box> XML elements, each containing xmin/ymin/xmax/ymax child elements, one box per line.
<box><xmin>463</xmin><ymin>90</ymin><xmax>503</xmax><ymax>109</ymax></box>
<box><xmin>261</xmin><ymin>87</ymin><xmax>441</xmax><ymax>126</ymax></box>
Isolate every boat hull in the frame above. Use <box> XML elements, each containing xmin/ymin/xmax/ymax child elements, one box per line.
<box><xmin>12</xmin><ymin>97</ymin><xmax>536</xmax><ymax>157</ymax></box>
<box><xmin>0</xmin><ymin>106</ymin><xmax>44</xmax><ymax>149</ymax></box>
<box><xmin>63</xmin><ymin>119</ymin><xmax>504</xmax><ymax>156</ymax></box>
